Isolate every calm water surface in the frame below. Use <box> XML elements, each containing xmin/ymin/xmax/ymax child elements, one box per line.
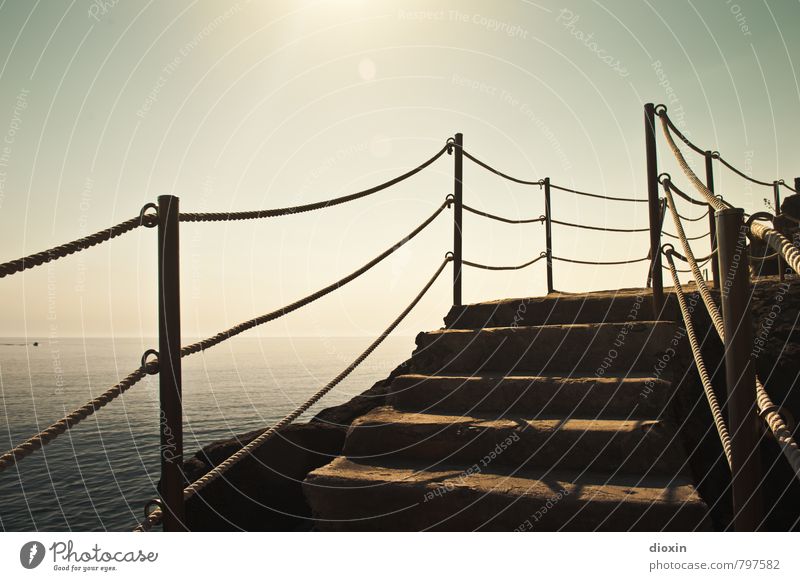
<box><xmin>0</xmin><ymin>336</ymin><xmax>415</xmax><ymax>531</ymax></box>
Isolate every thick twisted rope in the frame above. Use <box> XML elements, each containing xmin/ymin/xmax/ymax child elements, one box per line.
<box><xmin>0</xmin><ymin>361</ymin><xmax>158</xmax><ymax>471</ymax></box>
<box><xmin>550</xmin><ymin>218</ymin><xmax>648</xmax><ymax>233</ymax></box>
<box><xmin>749</xmin><ymin>220</ymin><xmax>800</xmax><ymax>277</ymax></box>
<box><xmin>548</xmin><ymin>183</ymin><xmax>647</xmax><ymax>203</ymax></box>
<box><xmin>664</xmin><ymin>252</ymin><xmax>732</xmax><ymax>466</ymax></box>
<box><xmin>179</xmin><ymin>145</ymin><xmax>449</xmax><ymax>222</ymax></box>
<box><xmin>463</xmin><ymin>252</ymin><xmax>546</xmax><ymax>271</ymax></box>
<box><xmin>135</xmin><ymin>255</ymin><xmax>452</xmax><ymax>531</ymax></box>
<box><xmin>461</xmin><ymin>150</ymin><xmax>543</xmax><ymax>186</ymax></box>
<box><xmin>180</xmin><ymin>200</ymin><xmax>449</xmax><ymax>357</ymax></box>
<box><xmin>552</xmin><ymin>255</ymin><xmax>649</xmax><ymax>265</ymax></box>
<box><xmin>663</xmin><ymin>183</ymin><xmax>800</xmax><ymax>481</ymax></box>
<box><xmin>0</xmin><ymin>213</ymin><xmax>156</xmax><ymax>278</ymax></box>
<box><xmin>462</xmin><ymin>204</ymin><xmax>544</xmax><ymax>224</ymax></box>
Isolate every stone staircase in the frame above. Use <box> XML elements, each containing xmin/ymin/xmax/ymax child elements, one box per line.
<box><xmin>303</xmin><ymin>289</ymin><xmax>712</xmax><ymax>531</ymax></box>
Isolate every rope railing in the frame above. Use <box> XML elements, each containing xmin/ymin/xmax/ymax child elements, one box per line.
<box><xmin>180</xmin><ymin>144</ymin><xmax>450</xmax><ymax>222</ymax></box>
<box><xmin>658</xmin><ymin>107</ymin><xmax>797</xmax><ymax>193</ymax></box>
<box><xmin>462</xmin><ymin>203</ymin><xmax>544</xmax><ymax>224</ymax></box>
<box><xmin>0</xmin><ymin>211</ymin><xmax>157</xmax><ymax>278</ymax></box>
<box><xmin>180</xmin><ymin>199</ymin><xmax>450</xmax><ymax>358</ymax></box>
<box><xmin>550</xmin><ymin>218</ymin><xmax>648</xmax><ymax>233</ymax></box>
<box><xmin>663</xmin><ymin>250</ymin><xmax>732</xmax><ymax>466</ymax></box>
<box><xmin>548</xmin><ymin>182</ymin><xmax>647</xmax><ymax>203</ymax></box>
<box><xmin>662</xmin><ymin>180</ymin><xmax>800</xmax><ymax>482</ymax></box>
<box><xmin>460</xmin><ymin>149</ymin><xmax>543</xmax><ymax>186</ymax></box>
<box><xmin>135</xmin><ymin>254</ymin><xmax>453</xmax><ymax>531</ymax></box>
<box><xmin>552</xmin><ymin>255</ymin><xmax>649</xmax><ymax>265</ymax></box>
<box><xmin>662</xmin><ymin>229</ymin><xmax>710</xmax><ymax>241</ymax></box>
<box><xmin>675</xmin><ymin>208</ymin><xmax>711</xmax><ymax>223</ymax></box>
<box><xmin>749</xmin><ymin>218</ymin><xmax>800</xmax><ymax>277</ymax></box>
<box><xmin>463</xmin><ymin>252</ymin><xmax>546</xmax><ymax>271</ymax></box>
<box><xmin>0</xmin><ymin>198</ymin><xmax>450</xmax><ymax>473</ymax></box>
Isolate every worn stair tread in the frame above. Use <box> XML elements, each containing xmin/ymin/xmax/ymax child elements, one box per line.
<box><xmin>387</xmin><ymin>373</ymin><xmax>670</xmax><ymax>417</ymax></box>
<box><xmin>445</xmin><ymin>288</ymin><xmax>668</xmax><ymax>328</ymax></box>
<box><xmin>343</xmin><ymin>406</ymin><xmax>689</xmax><ymax>476</ymax></box>
<box><xmin>304</xmin><ymin>456</ymin><xmax>711</xmax><ymax>531</ymax></box>
<box><xmin>408</xmin><ymin>321</ymin><xmax>678</xmax><ymax>376</ymax></box>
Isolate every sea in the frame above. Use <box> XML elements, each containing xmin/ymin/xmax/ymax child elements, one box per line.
<box><xmin>0</xmin><ymin>336</ymin><xmax>415</xmax><ymax>531</ymax></box>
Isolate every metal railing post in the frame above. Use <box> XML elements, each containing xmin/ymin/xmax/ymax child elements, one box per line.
<box><xmin>644</xmin><ymin>104</ymin><xmax>664</xmax><ymax>316</ymax></box>
<box><xmin>704</xmin><ymin>151</ymin><xmax>720</xmax><ymax>287</ymax></box>
<box><xmin>453</xmin><ymin>133</ymin><xmax>463</xmax><ymax>307</ymax></box>
<box><xmin>544</xmin><ymin>177</ymin><xmax>554</xmax><ymax>294</ymax></box>
<box><xmin>157</xmin><ymin>194</ymin><xmax>186</xmax><ymax>532</ymax></box>
<box><xmin>716</xmin><ymin>207</ymin><xmax>762</xmax><ymax>531</ymax></box>
<box><xmin>773</xmin><ymin>181</ymin><xmax>785</xmax><ymax>281</ymax></box>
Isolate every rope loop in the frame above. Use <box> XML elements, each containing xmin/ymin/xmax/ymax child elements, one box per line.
<box><xmin>141</xmin><ymin>349</ymin><xmax>159</xmax><ymax>374</ymax></box>
<box><xmin>710</xmin><ymin>151</ymin><xmax>721</xmax><ymax>159</ymax></box>
<box><xmin>139</xmin><ymin>203</ymin><xmax>159</xmax><ymax>228</ymax></box>
<box><xmin>143</xmin><ymin>498</ymin><xmax>163</xmax><ymax>520</ymax></box>
<box><xmin>746</xmin><ymin>211</ymin><xmax>775</xmax><ymax>240</ymax></box>
<box><xmin>661</xmin><ymin>243</ymin><xmax>676</xmax><ymax>256</ymax></box>
<box><xmin>444</xmin><ymin>251</ymin><xmax>454</xmax><ymax>261</ymax></box>
<box><xmin>654</xmin><ymin>104</ymin><xmax>667</xmax><ymax>116</ymax></box>
<box><xmin>657</xmin><ymin>173</ymin><xmax>671</xmax><ymax>185</ymax></box>
<box><xmin>446</xmin><ymin>137</ymin><xmax>455</xmax><ymax>155</ymax></box>
<box><xmin>445</xmin><ymin>194</ymin><xmax>455</xmax><ymax>207</ymax></box>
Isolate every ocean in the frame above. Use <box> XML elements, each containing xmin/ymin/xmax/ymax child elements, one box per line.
<box><xmin>0</xmin><ymin>336</ymin><xmax>415</xmax><ymax>532</ymax></box>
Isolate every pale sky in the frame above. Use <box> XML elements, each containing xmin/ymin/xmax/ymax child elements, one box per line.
<box><xmin>0</xmin><ymin>0</ymin><xmax>797</xmax><ymax>339</ymax></box>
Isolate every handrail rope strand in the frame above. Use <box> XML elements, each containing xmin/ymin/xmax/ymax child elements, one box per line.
<box><xmin>0</xmin><ymin>213</ymin><xmax>156</xmax><ymax>278</ymax></box>
<box><xmin>135</xmin><ymin>255</ymin><xmax>453</xmax><ymax>531</ymax></box>
<box><xmin>662</xmin><ymin>229</ymin><xmax>710</xmax><ymax>241</ymax></box>
<box><xmin>552</xmin><ymin>255</ymin><xmax>649</xmax><ymax>265</ymax></box>
<box><xmin>460</xmin><ymin>150</ymin><xmax>543</xmax><ymax>186</ymax></box>
<box><xmin>664</xmin><ymin>253</ymin><xmax>732</xmax><ymax>466</ymax></box>
<box><xmin>180</xmin><ymin>200</ymin><xmax>450</xmax><ymax>358</ymax></box>
<box><xmin>548</xmin><ymin>183</ymin><xmax>647</xmax><ymax>203</ymax></box>
<box><xmin>462</xmin><ymin>203</ymin><xmax>544</xmax><ymax>224</ymax></box>
<box><xmin>749</xmin><ymin>221</ymin><xmax>800</xmax><ymax>277</ymax></box>
<box><xmin>664</xmin><ymin>178</ymin><xmax>712</xmax><ymax>207</ymax></box>
<box><xmin>463</xmin><ymin>252</ymin><xmax>546</xmax><ymax>271</ymax></box>
<box><xmin>550</xmin><ymin>218</ymin><xmax>649</xmax><ymax>233</ymax></box>
<box><xmin>180</xmin><ymin>144</ymin><xmax>450</xmax><ymax>222</ymax></box>
<box><xmin>658</xmin><ymin>115</ymin><xmax>729</xmax><ymax>212</ymax></box>
<box><xmin>663</xmin><ymin>181</ymin><xmax>800</xmax><ymax>481</ymax></box>
<box><xmin>659</xmin><ymin>108</ymin><xmax>796</xmax><ymax>192</ymax></box>
<box><xmin>0</xmin><ymin>362</ymin><xmax>158</xmax><ymax>471</ymax></box>
<box><xmin>675</xmin><ymin>208</ymin><xmax>711</xmax><ymax>222</ymax></box>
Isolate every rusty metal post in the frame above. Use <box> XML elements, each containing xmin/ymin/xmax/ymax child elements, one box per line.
<box><xmin>704</xmin><ymin>151</ymin><xmax>720</xmax><ymax>288</ymax></box>
<box><xmin>544</xmin><ymin>177</ymin><xmax>554</xmax><ymax>294</ymax></box>
<box><xmin>452</xmin><ymin>133</ymin><xmax>463</xmax><ymax>307</ymax></box>
<box><xmin>644</xmin><ymin>104</ymin><xmax>663</xmax><ymax>315</ymax></box>
<box><xmin>716</xmin><ymin>207</ymin><xmax>762</xmax><ymax>531</ymax></box>
<box><xmin>157</xmin><ymin>194</ymin><xmax>186</xmax><ymax>531</ymax></box>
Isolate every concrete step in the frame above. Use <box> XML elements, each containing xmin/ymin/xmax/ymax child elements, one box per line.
<box><xmin>444</xmin><ymin>288</ymin><xmax>673</xmax><ymax>329</ymax></box>
<box><xmin>387</xmin><ymin>373</ymin><xmax>671</xmax><ymax>418</ymax></box>
<box><xmin>407</xmin><ymin>321</ymin><xmax>678</xmax><ymax>376</ymax></box>
<box><xmin>303</xmin><ymin>457</ymin><xmax>711</xmax><ymax>531</ymax></box>
<box><xmin>343</xmin><ymin>406</ymin><xmax>689</xmax><ymax>477</ymax></box>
